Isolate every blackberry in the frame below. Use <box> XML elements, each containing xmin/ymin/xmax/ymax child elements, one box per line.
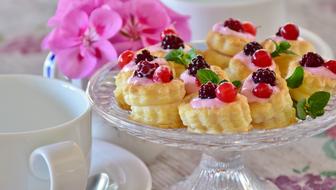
<box><xmin>252</xmin><ymin>69</ymin><xmax>276</xmax><ymax>86</ymax></box>
<box><xmin>161</xmin><ymin>35</ymin><xmax>185</xmax><ymax>50</ymax></box>
<box><xmin>199</xmin><ymin>82</ymin><xmax>217</xmax><ymax>99</ymax></box>
<box><xmin>300</xmin><ymin>52</ymin><xmax>324</xmax><ymax>67</ymax></box>
<box><xmin>134</xmin><ymin>50</ymin><xmax>156</xmax><ymax>64</ymax></box>
<box><xmin>187</xmin><ymin>55</ymin><xmax>210</xmax><ymax>76</ymax></box>
<box><xmin>243</xmin><ymin>41</ymin><xmax>263</xmax><ymax>56</ymax></box>
<box><xmin>224</xmin><ymin>18</ymin><xmax>243</xmax><ymax>32</ymax></box>
<box><xmin>134</xmin><ymin>60</ymin><xmax>159</xmax><ymax>78</ymax></box>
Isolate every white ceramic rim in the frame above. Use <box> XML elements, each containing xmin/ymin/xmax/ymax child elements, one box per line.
<box><xmin>0</xmin><ymin>74</ymin><xmax>91</xmax><ymax>135</ymax></box>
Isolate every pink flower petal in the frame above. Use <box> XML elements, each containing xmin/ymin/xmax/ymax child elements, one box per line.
<box><xmin>56</xmin><ymin>47</ymin><xmax>97</xmax><ymax>79</ymax></box>
<box><xmin>42</xmin><ymin>29</ymin><xmax>81</xmax><ymax>51</ymax></box>
<box><xmin>133</xmin><ymin>0</ymin><xmax>170</xmax><ymax>29</ymax></box>
<box><xmin>90</xmin><ymin>7</ymin><xmax>122</xmax><ymax>39</ymax></box>
<box><xmin>61</xmin><ymin>9</ymin><xmax>89</xmax><ymax>37</ymax></box>
<box><xmin>92</xmin><ymin>40</ymin><xmax>118</xmax><ymax>62</ymax></box>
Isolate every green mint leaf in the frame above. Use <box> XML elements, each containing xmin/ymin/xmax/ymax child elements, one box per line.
<box><xmin>307</xmin><ymin>91</ymin><xmax>330</xmax><ymax>118</ymax></box>
<box><xmin>286</xmin><ymin>66</ymin><xmax>304</xmax><ymax>88</ymax></box>
<box><xmin>279</xmin><ymin>41</ymin><xmax>291</xmax><ymax>50</ymax></box>
<box><xmin>296</xmin><ymin>99</ymin><xmax>307</xmax><ymax>120</ymax></box>
<box><xmin>186</xmin><ymin>48</ymin><xmax>197</xmax><ymax>60</ymax></box>
<box><xmin>165</xmin><ymin>49</ymin><xmax>187</xmax><ymax>66</ymax></box>
<box><xmin>232</xmin><ymin>80</ymin><xmax>242</xmax><ymax>88</ymax></box>
<box><xmin>271</xmin><ymin>40</ymin><xmax>298</xmax><ymax>58</ymax></box>
<box><xmin>196</xmin><ymin>69</ymin><xmax>220</xmax><ymax>84</ymax></box>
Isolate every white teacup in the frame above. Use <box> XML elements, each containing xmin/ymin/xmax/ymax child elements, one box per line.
<box><xmin>0</xmin><ymin>75</ymin><xmax>91</xmax><ymax>190</ymax></box>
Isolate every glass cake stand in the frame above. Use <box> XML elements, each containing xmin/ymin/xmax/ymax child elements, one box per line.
<box><xmin>87</xmin><ymin>63</ymin><xmax>336</xmax><ymax>190</ymax></box>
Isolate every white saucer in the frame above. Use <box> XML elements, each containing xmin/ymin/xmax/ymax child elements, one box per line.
<box><xmin>89</xmin><ymin>139</ymin><xmax>152</xmax><ymax>190</ymax></box>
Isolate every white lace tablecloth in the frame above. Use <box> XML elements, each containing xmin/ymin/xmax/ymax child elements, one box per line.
<box><xmin>1</xmin><ymin>0</ymin><xmax>336</xmax><ymax>189</ymax></box>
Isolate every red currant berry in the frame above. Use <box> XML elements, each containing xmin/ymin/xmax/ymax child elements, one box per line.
<box><xmin>215</xmin><ymin>82</ymin><xmax>237</xmax><ymax>103</ymax></box>
<box><xmin>153</xmin><ymin>66</ymin><xmax>173</xmax><ymax>83</ymax></box>
<box><xmin>195</xmin><ymin>78</ymin><xmax>201</xmax><ymax>87</ymax></box>
<box><xmin>252</xmin><ymin>50</ymin><xmax>272</xmax><ymax>67</ymax></box>
<box><xmin>160</xmin><ymin>28</ymin><xmax>177</xmax><ymax>40</ymax></box>
<box><xmin>324</xmin><ymin>60</ymin><xmax>336</xmax><ymax>74</ymax></box>
<box><xmin>242</xmin><ymin>22</ymin><xmax>257</xmax><ymax>36</ymax></box>
<box><xmin>118</xmin><ymin>50</ymin><xmax>134</xmax><ymax>69</ymax></box>
<box><xmin>252</xmin><ymin>83</ymin><xmax>273</xmax><ymax>99</ymax></box>
<box><xmin>280</xmin><ymin>23</ymin><xmax>299</xmax><ymax>40</ymax></box>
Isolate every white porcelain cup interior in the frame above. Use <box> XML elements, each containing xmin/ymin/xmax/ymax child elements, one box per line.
<box><xmin>0</xmin><ymin>75</ymin><xmax>91</xmax><ymax>190</ymax></box>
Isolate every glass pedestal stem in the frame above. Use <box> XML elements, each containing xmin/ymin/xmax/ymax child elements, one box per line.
<box><xmin>170</xmin><ymin>151</ymin><xmax>278</xmax><ymax>190</ymax></box>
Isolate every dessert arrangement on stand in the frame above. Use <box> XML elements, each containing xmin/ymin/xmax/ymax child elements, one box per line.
<box><xmin>88</xmin><ymin>18</ymin><xmax>336</xmax><ymax>190</ymax></box>
<box><xmin>113</xmin><ymin>18</ymin><xmax>335</xmax><ymax>134</ymax></box>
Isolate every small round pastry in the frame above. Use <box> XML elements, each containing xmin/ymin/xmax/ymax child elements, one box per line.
<box><xmin>114</xmin><ymin>50</ymin><xmax>161</xmax><ymax>110</ymax></box>
<box><xmin>241</xmin><ymin>69</ymin><xmax>296</xmax><ymax>129</ymax></box>
<box><xmin>225</xmin><ymin>42</ymin><xmax>279</xmax><ymax>82</ymax></box>
<box><xmin>262</xmin><ymin>23</ymin><xmax>315</xmax><ymax>77</ymax></box>
<box><xmin>179</xmin><ymin>81</ymin><xmax>252</xmax><ymax>134</ymax></box>
<box><xmin>203</xmin><ymin>48</ymin><xmax>232</xmax><ymax>69</ymax></box>
<box><xmin>123</xmin><ymin>61</ymin><xmax>186</xmax><ymax>128</ymax></box>
<box><xmin>180</xmin><ymin>55</ymin><xmax>227</xmax><ymax>95</ymax></box>
<box><xmin>130</xmin><ymin>102</ymin><xmax>183</xmax><ymax>128</ymax></box>
<box><xmin>287</xmin><ymin>52</ymin><xmax>336</xmax><ymax>101</ymax></box>
<box><xmin>206</xmin><ymin>18</ymin><xmax>257</xmax><ymax>57</ymax></box>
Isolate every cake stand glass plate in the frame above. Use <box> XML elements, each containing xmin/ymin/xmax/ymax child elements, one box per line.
<box><xmin>87</xmin><ymin>30</ymin><xmax>336</xmax><ymax>190</ymax></box>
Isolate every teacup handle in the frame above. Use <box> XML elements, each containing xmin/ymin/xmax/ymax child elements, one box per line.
<box><xmin>43</xmin><ymin>52</ymin><xmax>87</xmax><ymax>90</ymax></box>
<box><xmin>30</xmin><ymin>141</ymin><xmax>88</xmax><ymax>190</ymax></box>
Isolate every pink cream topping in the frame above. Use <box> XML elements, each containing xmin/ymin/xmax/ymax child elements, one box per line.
<box><xmin>146</xmin><ymin>43</ymin><xmax>192</xmax><ymax>53</ymax></box>
<box><xmin>121</xmin><ymin>61</ymin><xmax>137</xmax><ymax>72</ymax></box>
<box><xmin>241</xmin><ymin>76</ymin><xmax>279</xmax><ymax>103</ymax></box>
<box><xmin>127</xmin><ymin>58</ymin><xmax>168</xmax><ymax>85</ymax></box>
<box><xmin>233</xmin><ymin>51</ymin><xmax>276</xmax><ymax>72</ymax></box>
<box><xmin>190</xmin><ymin>98</ymin><xmax>226</xmax><ymax>109</ymax></box>
<box><xmin>212</xmin><ymin>23</ymin><xmax>255</xmax><ymax>41</ymax></box>
<box><xmin>180</xmin><ymin>70</ymin><xmax>199</xmax><ymax>94</ymax></box>
<box><xmin>305</xmin><ymin>66</ymin><xmax>336</xmax><ymax>80</ymax></box>
<box><xmin>269</xmin><ymin>36</ymin><xmax>304</xmax><ymax>42</ymax></box>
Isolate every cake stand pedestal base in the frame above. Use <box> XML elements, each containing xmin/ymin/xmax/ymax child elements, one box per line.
<box><xmin>170</xmin><ymin>152</ymin><xmax>278</xmax><ymax>190</ymax></box>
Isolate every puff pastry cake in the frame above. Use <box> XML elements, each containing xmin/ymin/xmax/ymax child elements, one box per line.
<box><xmin>179</xmin><ymin>81</ymin><xmax>252</xmax><ymax>134</ymax></box>
<box><xmin>262</xmin><ymin>23</ymin><xmax>315</xmax><ymax>78</ymax></box>
<box><xmin>287</xmin><ymin>52</ymin><xmax>336</xmax><ymax>101</ymax></box>
<box><xmin>241</xmin><ymin>69</ymin><xmax>296</xmax><ymax>129</ymax></box>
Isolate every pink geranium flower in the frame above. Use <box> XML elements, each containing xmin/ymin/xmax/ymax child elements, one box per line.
<box><xmin>326</xmin><ymin>126</ymin><xmax>336</xmax><ymax>140</ymax></box>
<box><xmin>109</xmin><ymin>0</ymin><xmax>191</xmax><ymax>54</ymax></box>
<box><xmin>43</xmin><ymin>7</ymin><xmax>122</xmax><ymax>78</ymax></box>
<box><xmin>43</xmin><ymin>0</ymin><xmax>191</xmax><ymax>79</ymax></box>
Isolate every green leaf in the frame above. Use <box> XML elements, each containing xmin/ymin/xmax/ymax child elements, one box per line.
<box><xmin>302</xmin><ymin>165</ymin><xmax>310</xmax><ymax>172</ymax></box>
<box><xmin>271</xmin><ymin>40</ymin><xmax>298</xmax><ymax>58</ymax></box>
<box><xmin>165</xmin><ymin>48</ymin><xmax>197</xmax><ymax>67</ymax></box>
<box><xmin>286</xmin><ymin>66</ymin><xmax>304</xmax><ymax>88</ymax></box>
<box><xmin>232</xmin><ymin>80</ymin><xmax>242</xmax><ymax>88</ymax></box>
<box><xmin>196</xmin><ymin>69</ymin><xmax>220</xmax><ymax>84</ymax></box>
<box><xmin>323</xmin><ymin>140</ymin><xmax>336</xmax><ymax>160</ymax></box>
<box><xmin>307</xmin><ymin>91</ymin><xmax>331</xmax><ymax>117</ymax></box>
<box><xmin>320</xmin><ymin>170</ymin><xmax>336</xmax><ymax>177</ymax></box>
<box><xmin>292</xmin><ymin>168</ymin><xmax>301</xmax><ymax>174</ymax></box>
<box><xmin>296</xmin><ymin>99</ymin><xmax>307</xmax><ymax>120</ymax></box>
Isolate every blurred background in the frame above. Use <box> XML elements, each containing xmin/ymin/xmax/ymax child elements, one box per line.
<box><xmin>0</xmin><ymin>0</ymin><xmax>335</xmax><ymax>74</ymax></box>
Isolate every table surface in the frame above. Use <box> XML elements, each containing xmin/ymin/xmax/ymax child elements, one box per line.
<box><xmin>1</xmin><ymin>0</ymin><xmax>336</xmax><ymax>189</ymax></box>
